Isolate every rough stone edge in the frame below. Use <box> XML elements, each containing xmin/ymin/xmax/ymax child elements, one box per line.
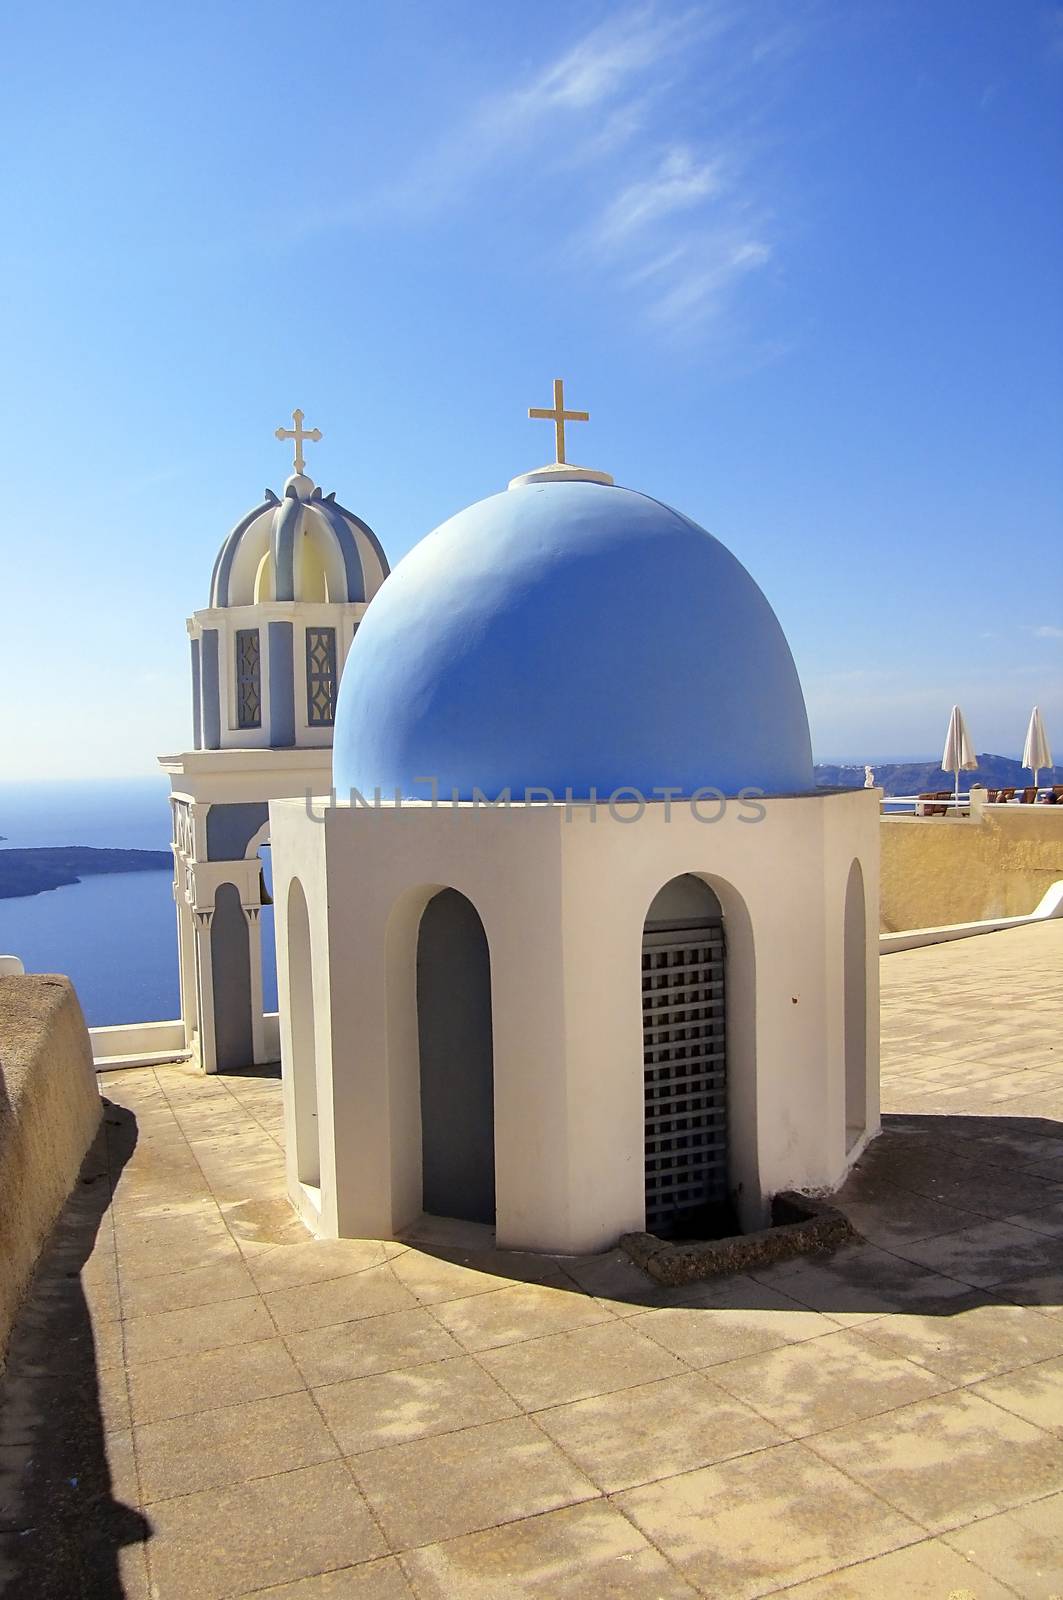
<box><xmin>619</xmin><ymin>1191</ymin><xmax>855</xmax><ymax>1286</ymax></box>
<box><xmin>0</xmin><ymin>975</ymin><xmax>102</xmax><ymax>1371</ymax></box>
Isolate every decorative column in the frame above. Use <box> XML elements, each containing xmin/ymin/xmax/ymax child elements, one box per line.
<box><xmin>193</xmin><ymin>907</ymin><xmax>217</xmax><ymax>1073</ymax></box>
<box><xmin>245</xmin><ymin>904</ymin><xmax>266</xmax><ymax>1065</ymax></box>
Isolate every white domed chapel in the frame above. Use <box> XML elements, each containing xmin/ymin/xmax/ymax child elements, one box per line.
<box><xmin>269</xmin><ymin>388</ymin><xmax>880</xmax><ymax>1254</ymax></box>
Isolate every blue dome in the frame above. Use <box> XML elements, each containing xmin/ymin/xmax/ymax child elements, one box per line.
<box><xmin>333</xmin><ymin>481</ymin><xmax>813</xmax><ymax>801</ymax></box>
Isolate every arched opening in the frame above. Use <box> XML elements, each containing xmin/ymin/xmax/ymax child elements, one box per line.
<box><xmin>257</xmin><ymin>844</ymin><xmax>278</xmax><ymax>1013</ymax></box>
<box><xmin>212</xmin><ymin>882</ymin><xmax>253</xmax><ymax>1071</ymax></box>
<box><xmin>844</xmin><ymin>858</ymin><xmax>868</xmax><ymax>1152</ymax></box>
<box><xmin>416</xmin><ymin>889</ymin><xmax>495</xmax><ymax>1225</ymax></box>
<box><xmin>296</xmin><ymin>533</ymin><xmax>329</xmax><ymax>602</ymax></box>
<box><xmin>642</xmin><ymin>874</ymin><xmax>730</xmax><ymax>1237</ymax></box>
<box><xmin>287</xmin><ymin>878</ymin><xmax>319</xmax><ymax>1188</ymax></box>
<box><xmin>253</xmin><ymin>550</ymin><xmax>274</xmax><ymax>603</ymax></box>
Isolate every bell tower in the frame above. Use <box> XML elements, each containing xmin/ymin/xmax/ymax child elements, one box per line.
<box><xmin>160</xmin><ymin>415</ymin><xmax>389</xmax><ymax>1072</ymax></box>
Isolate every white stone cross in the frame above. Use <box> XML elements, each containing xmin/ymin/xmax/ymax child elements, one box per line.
<box><xmin>275</xmin><ymin>409</ymin><xmax>323</xmax><ymax>475</ymax></box>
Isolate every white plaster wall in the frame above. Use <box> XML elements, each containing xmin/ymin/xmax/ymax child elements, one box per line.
<box><xmin>270</xmin><ymin>788</ymin><xmax>880</xmax><ymax>1254</ymax></box>
<box><xmin>270</xmin><ymin>798</ymin><xmax>329</xmax><ymax>1230</ymax></box>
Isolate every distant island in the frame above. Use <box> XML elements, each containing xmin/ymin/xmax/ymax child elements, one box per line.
<box><xmin>815</xmin><ymin>753</ymin><xmax>1060</xmax><ymax>796</ymax></box>
<box><xmin>0</xmin><ymin>847</ymin><xmax>173</xmax><ymax>900</ymax></box>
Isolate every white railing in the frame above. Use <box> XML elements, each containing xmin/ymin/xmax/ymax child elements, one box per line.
<box><xmin>881</xmin><ymin>789</ymin><xmax>1058</xmax><ymax>817</ymax></box>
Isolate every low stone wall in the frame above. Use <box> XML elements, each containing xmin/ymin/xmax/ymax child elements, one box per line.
<box><xmin>0</xmin><ymin>976</ymin><xmax>102</xmax><ymax>1368</ymax></box>
<box><xmin>880</xmin><ymin>808</ymin><xmax>1063</xmax><ymax>932</ymax></box>
<box><xmin>621</xmin><ymin>1192</ymin><xmax>854</xmax><ymax>1286</ymax></box>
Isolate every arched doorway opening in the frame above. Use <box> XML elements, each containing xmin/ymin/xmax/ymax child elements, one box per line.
<box><xmin>257</xmin><ymin>844</ymin><xmax>278</xmax><ymax>1014</ymax></box>
<box><xmin>213</xmin><ymin>882</ymin><xmax>253</xmax><ymax>1071</ymax></box>
<box><xmin>642</xmin><ymin>874</ymin><xmax>729</xmax><ymax>1237</ymax></box>
<box><xmin>416</xmin><ymin>889</ymin><xmax>495</xmax><ymax>1225</ymax></box>
<box><xmin>287</xmin><ymin>878</ymin><xmax>319</xmax><ymax>1188</ymax></box>
<box><xmin>844</xmin><ymin>859</ymin><xmax>868</xmax><ymax>1151</ymax></box>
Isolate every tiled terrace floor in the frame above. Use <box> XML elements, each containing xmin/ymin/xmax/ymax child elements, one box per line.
<box><xmin>2</xmin><ymin>922</ymin><xmax>1063</xmax><ymax>1598</ymax></box>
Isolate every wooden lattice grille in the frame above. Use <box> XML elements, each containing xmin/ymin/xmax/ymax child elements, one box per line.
<box><xmin>643</xmin><ymin>928</ymin><xmax>726</xmax><ymax>1232</ymax></box>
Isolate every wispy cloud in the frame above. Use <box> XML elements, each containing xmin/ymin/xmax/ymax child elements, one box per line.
<box><xmin>560</xmin><ymin>8</ymin><xmax>796</xmax><ymax>331</ymax></box>
<box><xmin>1032</xmin><ymin>624</ymin><xmax>1063</xmax><ymax>639</ymax></box>
<box><xmin>479</xmin><ymin>6</ymin><xmax>700</xmax><ymax>128</ymax></box>
<box><xmin>304</xmin><ymin>3</ymin><xmax>800</xmax><ymax>340</ymax></box>
<box><xmin>595</xmin><ymin>147</ymin><xmax>727</xmax><ymax>246</ymax></box>
<box><xmin>391</xmin><ymin>5</ymin><xmax>704</xmax><ymax>212</ymax></box>
<box><xmin>648</xmin><ymin>234</ymin><xmax>772</xmax><ymax>326</ymax></box>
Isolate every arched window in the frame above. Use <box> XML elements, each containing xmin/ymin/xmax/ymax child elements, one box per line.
<box><xmin>287</xmin><ymin>879</ymin><xmax>319</xmax><ymax>1188</ymax></box>
<box><xmin>416</xmin><ymin>889</ymin><xmax>495</xmax><ymax>1225</ymax></box>
<box><xmin>213</xmin><ymin>883</ymin><xmax>253</xmax><ymax>1071</ymax></box>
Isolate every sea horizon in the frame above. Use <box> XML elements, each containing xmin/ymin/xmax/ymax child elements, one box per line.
<box><xmin>0</xmin><ymin>778</ymin><xmax>277</xmax><ymax>1028</ymax></box>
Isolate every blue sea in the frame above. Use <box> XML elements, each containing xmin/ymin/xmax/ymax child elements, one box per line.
<box><xmin>0</xmin><ymin>779</ymin><xmax>277</xmax><ymax>1026</ymax></box>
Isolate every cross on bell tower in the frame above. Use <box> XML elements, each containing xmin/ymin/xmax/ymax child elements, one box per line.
<box><xmin>528</xmin><ymin>379</ymin><xmax>588</xmax><ymax>466</ymax></box>
<box><xmin>275</xmin><ymin>408</ymin><xmax>323</xmax><ymax>475</ymax></box>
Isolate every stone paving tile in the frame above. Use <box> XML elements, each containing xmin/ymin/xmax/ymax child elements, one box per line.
<box><xmin>78</xmin><ymin>1256</ymin><xmax>123</xmax><ymax>1323</ymax></box>
<box><xmin>555</xmin><ymin>1248</ymin><xmax>686</xmax><ymax>1311</ymax></box>
<box><xmin>748</xmin><ymin>1241</ymin><xmax>972</xmax><ymax>1324</ymax></box>
<box><xmin>973</xmin><ymin>1352</ymin><xmax>1063</xmax><ymax>1433</ymax></box>
<box><xmin>248</xmin><ymin>1237</ymin><xmax>408</xmax><ymax>1294</ymax></box>
<box><xmin>287</xmin><ymin>1307</ymin><xmax>464</xmax><ymax>1388</ymax></box>
<box><xmin>312</xmin><ymin>1354</ymin><xmax>518</xmax><ymax>1453</ymax></box>
<box><xmin>430</xmin><ymin>1281</ymin><xmax>615</xmax><ymax>1352</ymax></box>
<box><xmin>135</xmin><ymin>1389</ymin><xmax>339</xmax><ymax>1503</ymax></box>
<box><xmin>995</xmin><ymin>1270</ymin><xmax>1063</xmax><ymax>1315</ymax></box>
<box><xmin>1007</xmin><ymin>1197</ymin><xmax>1063</xmax><ymax>1237</ymax></box>
<box><xmin>123</xmin><ymin>1294</ymin><xmax>276</xmax><ymax>1365</ymax></box>
<box><xmin>941</xmin><ymin>1488</ymin><xmax>1063</xmax><ymax>1598</ymax></box>
<box><xmin>865</xmin><ymin>1151</ymin><xmax>1063</xmax><ymax>1220</ymax></box>
<box><xmin>771</xmin><ymin>1536</ymin><xmax>1015</xmax><ymax>1598</ymax></box>
<box><xmin>615</xmin><ymin>1438</ymin><xmax>921</xmax><ymax>1599</ymax></box>
<box><xmin>887</xmin><ymin>1215</ymin><xmax>1063</xmax><ymax>1288</ymax></box>
<box><xmin>809</xmin><ymin>1387</ymin><xmax>1063</xmax><ymax>1532</ymax></box>
<box><xmin>120</xmin><ymin>1255</ymin><xmax>260</xmax><ymax>1319</ymax></box>
<box><xmin>224</xmin><ymin>1195</ymin><xmax>314</xmax><ymax>1250</ymax></box>
<box><xmin>145</xmin><ymin>1460</ymin><xmax>385</xmax><ymax>1599</ymax></box>
<box><xmin>114</xmin><ymin>1212</ymin><xmax>244</xmax><ymax>1280</ymax></box>
<box><xmin>400</xmin><ymin>1499</ymin><xmax>700</xmax><ymax>1598</ymax></box>
<box><xmin>834</xmin><ymin>1176</ymin><xmax>977</xmax><ymax>1250</ymax></box>
<box><xmin>389</xmin><ymin>1247</ymin><xmax>568</xmax><ymax>1305</ymax></box>
<box><xmin>348</xmin><ymin>1414</ymin><xmax>599</xmax><ymax>1550</ymax></box>
<box><xmin>127</xmin><ymin>1336</ymin><xmax>305</xmax><ymax>1425</ymax></box>
<box><xmin>706</xmin><ymin>1327</ymin><xmax>951</xmax><ymax>1438</ymax></box>
<box><xmin>535</xmin><ymin>1371</ymin><xmax>785</xmax><ymax>1492</ymax></box>
<box><xmin>628</xmin><ymin>1279</ymin><xmax>836</xmax><ymax>1367</ymax></box>
<box><xmin>236</xmin><ymin>1557</ymin><xmax>417</xmax><ymax>1598</ymax></box>
<box><xmin>265</xmin><ymin>1265</ymin><xmax>420</xmax><ymax>1335</ymax></box>
<box><xmin>103</xmin><ymin>1427</ymin><xmax>141</xmax><ymax>1510</ymax></box>
<box><xmin>98</xmin><ymin>1362</ymin><xmax>132</xmax><ymax>1433</ymax></box>
<box><xmin>479</xmin><ymin>1319</ymin><xmax>684</xmax><ymax>1411</ymax></box>
<box><xmin>857</xmin><ymin>1292</ymin><xmax>1063</xmax><ymax>1384</ymax></box>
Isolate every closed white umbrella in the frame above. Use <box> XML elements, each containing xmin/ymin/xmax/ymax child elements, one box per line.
<box><xmin>942</xmin><ymin>705</ymin><xmax>977</xmax><ymax>804</ymax></box>
<box><xmin>1022</xmin><ymin>705</ymin><xmax>1053</xmax><ymax>790</ymax></box>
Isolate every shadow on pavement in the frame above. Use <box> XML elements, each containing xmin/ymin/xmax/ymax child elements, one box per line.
<box><xmin>0</xmin><ymin>1101</ymin><xmax>150</xmax><ymax>1599</ymax></box>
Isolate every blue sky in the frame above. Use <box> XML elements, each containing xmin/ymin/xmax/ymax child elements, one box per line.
<box><xmin>1</xmin><ymin>0</ymin><xmax>1060</xmax><ymax>777</ymax></box>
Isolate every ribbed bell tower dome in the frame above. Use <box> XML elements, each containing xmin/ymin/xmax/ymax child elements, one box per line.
<box><xmin>333</xmin><ymin>457</ymin><xmax>813</xmax><ymax>801</ymax></box>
